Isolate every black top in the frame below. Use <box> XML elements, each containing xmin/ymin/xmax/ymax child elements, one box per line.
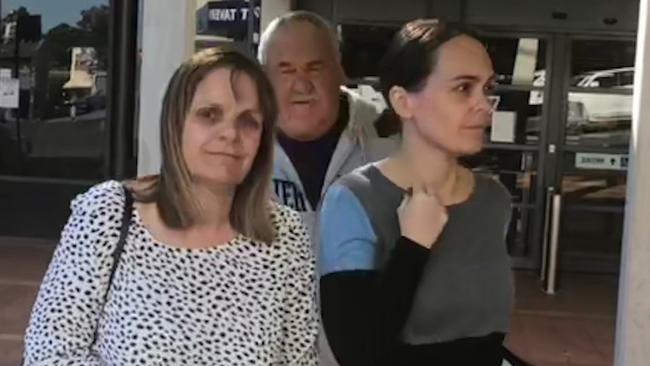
<box><xmin>278</xmin><ymin>96</ymin><xmax>349</xmax><ymax>209</ymax></box>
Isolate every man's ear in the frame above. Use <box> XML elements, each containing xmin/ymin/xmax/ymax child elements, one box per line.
<box><xmin>388</xmin><ymin>85</ymin><xmax>413</xmax><ymax>121</ymax></box>
<box><xmin>334</xmin><ymin>62</ymin><xmax>347</xmax><ymax>86</ymax></box>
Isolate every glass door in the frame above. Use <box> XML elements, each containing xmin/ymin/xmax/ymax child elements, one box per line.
<box><xmin>469</xmin><ymin>33</ymin><xmax>551</xmax><ymax>269</ymax></box>
<box><xmin>471</xmin><ymin>33</ymin><xmax>636</xmax><ymax>280</ymax></box>
<box><xmin>557</xmin><ymin>38</ymin><xmax>635</xmax><ymax>273</ymax></box>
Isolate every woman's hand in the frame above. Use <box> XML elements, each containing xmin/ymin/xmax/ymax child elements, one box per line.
<box><xmin>397</xmin><ymin>184</ymin><xmax>448</xmax><ymax>248</ymax></box>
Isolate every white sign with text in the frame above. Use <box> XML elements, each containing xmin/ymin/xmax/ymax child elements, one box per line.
<box><xmin>0</xmin><ymin>78</ymin><xmax>19</xmax><ymax>109</ymax></box>
<box><xmin>575</xmin><ymin>152</ymin><xmax>628</xmax><ymax>171</ymax></box>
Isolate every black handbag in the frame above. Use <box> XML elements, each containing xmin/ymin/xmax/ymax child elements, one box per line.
<box><xmin>503</xmin><ymin>346</ymin><xmax>534</xmax><ymax>366</ymax></box>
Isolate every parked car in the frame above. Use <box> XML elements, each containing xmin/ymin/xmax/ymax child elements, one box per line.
<box><xmin>569</xmin><ymin>67</ymin><xmax>633</xmax><ymax>127</ymax></box>
<box><xmin>529</xmin><ymin>67</ymin><xmax>633</xmax><ymax>130</ymax></box>
<box><xmin>64</xmin><ymin>94</ymin><xmax>107</xmax><ymax>117</ymax></box>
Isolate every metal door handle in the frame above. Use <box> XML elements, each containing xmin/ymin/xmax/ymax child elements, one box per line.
<box><xmin>543</xmin><ymin>193</ymin><xmax>563</xmax><ymax>295</ymax></box>
<box><xmin>540</xmin><ymin>187</ymin><xmax>554</xmax><ymax>280</ymax></box>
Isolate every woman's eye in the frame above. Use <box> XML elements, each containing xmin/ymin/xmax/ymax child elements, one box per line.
<box><xmin>454</xmin><ymin>83</ymin><xmax>472</xmax><ymax>95</ymax></box>
<box><xmin>197</xmin><ymin>108</ymin><xmax>221</xmax><ymax>122</ymax></box>
<box><xmin>238</xmin><ymin>116</ymin><xmax>261</xmax><ymax>130</ymax></box>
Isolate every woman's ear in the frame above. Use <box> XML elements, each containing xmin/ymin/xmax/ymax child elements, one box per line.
<box><xmin>388</xmin><ymin>85</ymin><xmax>413</xmax><ymax>121</ymax></box>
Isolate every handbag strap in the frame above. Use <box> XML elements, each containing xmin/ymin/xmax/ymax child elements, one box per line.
<box><xmin>24</xmin><ymin>185</ymin><xmax>134</xmax><ymax>364</ymax></box>
<box><xmin>89</xmin><ymin>184</ymin><xmax>133</xmax><ymax>348</ymax></box>
<box><xmin>102</xmin><ymin>184</ymin><xmax>134</xmax><ymax>304</ymax></box>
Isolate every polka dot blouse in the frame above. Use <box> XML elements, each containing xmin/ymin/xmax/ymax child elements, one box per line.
<box><xmin>24</xmin><ymin>181</ymin><xmax>318</xmax><ymax>366</ymax></box>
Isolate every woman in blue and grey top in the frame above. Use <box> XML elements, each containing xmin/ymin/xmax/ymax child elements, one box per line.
<box><xmin>318</xmin><ymin>19</ymin><xmax>517</xmax><ymax>365</ymax></box>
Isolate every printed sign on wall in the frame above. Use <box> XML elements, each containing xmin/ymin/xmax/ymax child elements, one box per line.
<box><xmin>575</xmin><ymin>152</ymin><xmax>628</xmax><ymax>171</ymax></box>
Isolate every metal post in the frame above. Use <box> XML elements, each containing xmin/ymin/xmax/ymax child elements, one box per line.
<box><xmin>13</xmin><ymin>16</ymin><xmax>22</xmax><ymax>172</ymax></box>
<box><xmin>543</xmin><ymin>193</ymin><xmax>562</xmax><ymax>295</ymax></box>
<box><xmin>247</xmin><ymin>0</ymin><xmax>256</xmax><ymax>53</ymax></box>
<box><xmin>540</xmin><ymin>186</ymin><xmax>554</xmax><ymax>281</ymax></box>
<box><xmin>106</xmin><ymin>0</ymin><xmax>139</xmax><ymax>179</ymax></box>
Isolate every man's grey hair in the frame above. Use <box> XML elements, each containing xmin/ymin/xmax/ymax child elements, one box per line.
<box><xmin>258</xmin><ymin>11</ymin><xmax>340</xmax><ymax>65</ymax></box>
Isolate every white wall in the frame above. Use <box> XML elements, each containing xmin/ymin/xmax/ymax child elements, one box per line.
<box><xmin>615</xmin><ymin>0</ymin><xmax>650</xmax><ymax>364</ymax></box>
<box><xmin>261</xmin><ymin>0</ymin><xmax>292</xmax><ymax>31</ymax></box>
<box><xmin>137</xmin><ymin>0</ymin><xmax>195</xmax><ymax>175</ymax></box>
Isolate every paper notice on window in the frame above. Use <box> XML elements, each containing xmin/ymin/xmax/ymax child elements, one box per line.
<box><xmin>512</xmin><ymin>38</ymin><xmax>539</xmax><ymax>86</ymax></box>
<box><xmin>0</xmin><ymin>68</ymin><xmax>12</xmax><ymax>79</ymax></box>
<box><xmin>491</xmin><ymin>111</ymin><xmax>517</xmax><ymax>143</ymax></box>
<box><xmin>0</xmin><ymin>78</ymin><xmax>19</xmax><ymax>109</ymax></box>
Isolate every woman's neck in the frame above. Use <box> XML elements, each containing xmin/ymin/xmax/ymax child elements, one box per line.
<box><xmin>378</xmin><ymin>133</ymin><xmax>473</xmax><ymax>206</ymax></box>
<box><xmin>136</xmin><ymin>180</ymin><xmax>238</xmax><ymax>250</ymax></box>
<box><xmin>190</xmin><ymin>181</ymin><xmax>235</xmax><ymax>229</ymax></box>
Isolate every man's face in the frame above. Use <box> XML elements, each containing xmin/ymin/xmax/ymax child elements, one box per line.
<box><xmin>265</xmin><ymin>22</ymin><xmax>345</xmax><ymax>141</ymax></box>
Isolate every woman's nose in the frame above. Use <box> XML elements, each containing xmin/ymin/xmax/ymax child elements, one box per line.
<box><xmin>216</xmin><ymin>121</ymin><xmax>238</xmax><ymax>141</ymax></box>
<box><xmin>480</xmin><ymin>94</ymin><xmax>500</xmax><ymax>113</ymax></box>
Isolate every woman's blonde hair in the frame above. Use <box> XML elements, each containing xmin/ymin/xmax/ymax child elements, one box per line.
<box><xmin>132</xmin><ymin>47</ymin><xmax>278</xmax><ymax>243</ymax></box>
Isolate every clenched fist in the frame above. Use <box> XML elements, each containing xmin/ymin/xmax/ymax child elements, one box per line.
<box><xmin>398</xmin><ymin>184</ymin><xmax>448</xmax><ymax>248</ymax></box>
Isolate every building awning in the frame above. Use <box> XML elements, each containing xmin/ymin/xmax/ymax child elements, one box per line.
<box><xmin>63</xmin><ymin>71</ymin><xmax>92</xmax><ymax>89</ymax></box>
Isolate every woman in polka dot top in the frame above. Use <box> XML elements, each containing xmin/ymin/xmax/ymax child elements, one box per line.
<box><xmin>23</xmin><ymin>47</ymin><xmax>318</xmax><ymax>366</ymax></box>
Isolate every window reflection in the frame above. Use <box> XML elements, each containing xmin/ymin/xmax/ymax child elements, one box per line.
<box><xmin>340</xmin><ymin>24</ymin><xmax>398</xmax><ymax>80</ymax></box>
<box><xmin>482</xmin><ymin>37</ymin><xmax>547</xmax><ymax>87</ymax></box>
<box><xmin>562</xmin><ymin>151</ymin><xmax>627</xmax><ymax>207</ymax></box>
<box><xmin>195</xmin><ymin>0</ymin><xmax>260</xmax><ymax>53</ymax></box>
<box><xmin>0</xmin><ymin>3</ymin><xmax>110</xmax><ymax>179</ymax></box>
<box><xmin>565</xmin><ymin>40</ymin><xmax>635</xmax><ymax>148</ymax></box>
<box><xmin>560</xmin><ymin>209</ymin><xmax>624</xmax><ymax>268</ymax></box>
<box><xmin>483</xmin><ymin>90</ymin><xmax>544</xmax><ymax>145</ymax></box>
<box><xmin>467</xmin><ymin>150</ymin><xmax>538</xmax><ymax>205</ymax></box>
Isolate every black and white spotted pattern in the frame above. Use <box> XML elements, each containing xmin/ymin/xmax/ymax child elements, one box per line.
<box><xmin>23</xmin><ymin>181</ymin><xmax>318</xmax><ymax>366</ymax></box>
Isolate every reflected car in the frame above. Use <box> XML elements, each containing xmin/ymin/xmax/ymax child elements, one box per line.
<box><xmin>529</xmin><ymin>68</ymin><xmax>634</xmax><ymax>130</ymax></box>
<box><xmin>64</xmin><ymin>94</ymin><xmax>107</xmax><ymax>116</ymax></box>
<box><xmin>569</xmin><ymin>67</ymin><xmax>633</xmax><ymax>128</ymax></box>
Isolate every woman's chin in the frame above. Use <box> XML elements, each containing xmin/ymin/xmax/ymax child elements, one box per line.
<box><xmin>193</xmin><ymin>173</ymin><xmax>246</xmax><ymax>188</ymax></box>
<box><xmin>447</xmin><ymin>141</ymin><xmax>484</xmax><ymax>158</ymax></box>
